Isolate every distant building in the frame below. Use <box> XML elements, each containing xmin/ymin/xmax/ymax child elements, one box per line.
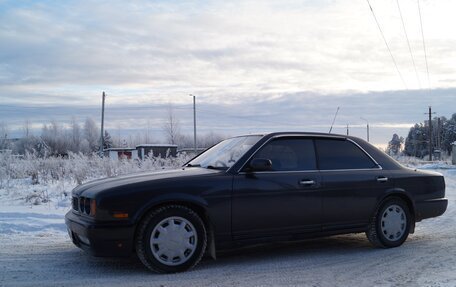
<box><xmin>136</xmin><ymin>144</ymin><xmax>178</xmax><ymax>160</ymax></box>
<box><xmin>104</xmin><ymin>148</ymin><xmax>138</xmax><ymax>160</ymax></box>
<box><xmin>177</xmin><ymin>147</ymin><xmax>207</xmax><ymax>157</ymax></box>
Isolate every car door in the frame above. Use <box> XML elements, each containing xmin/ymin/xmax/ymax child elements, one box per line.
<box><xmin>315</xmin><ymin>138</ymin><xmax>393</xmax><ymax>231</ymax></box>
<box><xmin>232</xmin><ymin>137</ymin><xmax>322</xmax><ymax>241</ymax></box>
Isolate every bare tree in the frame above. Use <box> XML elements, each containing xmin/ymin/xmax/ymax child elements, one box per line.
<box><xmin>146</xmin><ymin>119</ymin><xmax>151</xmax><ymax>144</ymax></box>
<box><xmin>115</xmin><ymin>124</ymin><xmax>122</xmax><ymax>147</ymax></box>
<box><xmin>15</xmin><ymin>120</ymin><xmax>37</xmax><ymax>154</ymax></box>
<box><xmin>23</xmin><ymin>119</ymin><xmax>31</xmax><ymax>138</ymax></box>
<box><xmin>103</xmin><ymin>130</ymin><xmax>114</xmax><ymax>149</ymax></box>
<box><xmin>199</xmin><ymin>131</ymin><xmax>225</xmax><ymax>148</ymax></box>
<box><xmin>69</xmin><ymin>117</ymin><xmax>82</xmax><ymax>153</ymax></box>
<box><xmin>0</xmin><ymin>121</ymin><xmax>9</xmax><ymax>150</ymax></box>
<box><xmin>41</xmin><ymin>120</ymin><xmax>67</xmax><ymax>155</ymax></box>
<box><xmin>162</xmin><ymin>105</ymin><xmax>182</xmax><ymax>145</ymax></box>
<box><xmin>84</xmin><ymin>117</ymin><xmax>99</xmax><ymax>153</ymax></box>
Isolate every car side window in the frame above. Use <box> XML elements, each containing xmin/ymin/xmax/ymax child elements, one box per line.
<box><xmin>315</xmin><ymin>139</ymin><xmax>378</xmax><ymax>170</ymax></box>
<box><xmin>251</xmin><ymin>138</ymin><xmax>316</xmax><ymax>171</ymax></box>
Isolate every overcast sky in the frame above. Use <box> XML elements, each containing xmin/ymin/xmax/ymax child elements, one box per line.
<box><xmin>1</xmin><ymin>0</ymin><xmax>455</xmax><ymax>147</ymax></box>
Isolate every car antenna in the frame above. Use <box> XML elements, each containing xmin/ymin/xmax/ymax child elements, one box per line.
<box><xmin>328</xmin><ymin>107</ymin><xmax>340</xmax><ymax>134</ymax></box>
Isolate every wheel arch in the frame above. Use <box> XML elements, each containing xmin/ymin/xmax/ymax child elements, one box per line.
<box><xmin>376</xmin><ymin>188</ymin><xmax>416</xmax><ymax>233</ymax></box>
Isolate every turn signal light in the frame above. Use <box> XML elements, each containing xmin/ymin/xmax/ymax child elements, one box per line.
<box><xmin>112</xmin><ymin>212</ymin><xmax>129</xmax><ymax>219</ymax></box>
<box><xmin>90</xmin><ymin>199</ymin><xmax>96</xmax><ymax>216</ymax></box>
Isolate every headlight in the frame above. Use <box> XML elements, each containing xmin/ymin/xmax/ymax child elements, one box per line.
<box><xmin>78</xmin><ymin>197</ymin><xmax>96</xmax><ymax>216</ymax></box>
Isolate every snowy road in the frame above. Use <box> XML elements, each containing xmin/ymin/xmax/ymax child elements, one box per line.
<box><xmin>1</xmin><ymin>168</ymin><xmax>455</xmax><ymax>287</ymax></box>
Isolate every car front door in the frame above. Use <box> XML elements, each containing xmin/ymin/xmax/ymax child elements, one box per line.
<box><xmin>232</xmin><ymin>137</ymin><xmax>322</xmax><ymax>241</ymax></box>
<box><xmin>315</xmin><ymin>138</ymin><xmax>393</xmax><ymax>231</ymax></box>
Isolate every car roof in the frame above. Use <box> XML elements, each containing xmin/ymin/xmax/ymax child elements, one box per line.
<box><xmin>234</xmin><ymin>131</ymin><xmax>403</xmax><ymax>171</ymax></box>
<box><xmin>239</xmin><ymin>131</ymin><xmax>347</xmax><ymax>138</ymax></box>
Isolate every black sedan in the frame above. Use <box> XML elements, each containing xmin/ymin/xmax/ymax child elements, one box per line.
<box><xmin>65</xmin><ymin>132</ymin><xmax>447</xmax><ymax>273</ymax></box>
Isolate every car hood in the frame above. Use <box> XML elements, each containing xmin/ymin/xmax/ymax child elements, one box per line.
<box><xmin>72</xmin><ymin>167</ymin><xmax>222</xmax><ymax>197</ymax></box>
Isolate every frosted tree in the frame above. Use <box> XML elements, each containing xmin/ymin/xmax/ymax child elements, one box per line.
<box><xmin>0</xmin><ymin>121</ymin><xmax>9</xmax><ymax>150</ymax></box>
<box><xmin>41</xmin><ymin>120</ymin><xmax>68</xmax><ymax>155</ymax></box>
<box><xmin>69</xmin><ymin>117</ymin><xmax>82</xmax><ymax>153</ymax></box>
<box><xmin>442</xmin><ymin>113</ymin><xmax>456</xmax><ymax>155</ymax></box>
<box><xmin>14</xmin><ymin>120</ymin><xmax>39</xmax><ymax>154</ymax></box>
<box><xmin>404</xmin><ymin>124</ymin><xmax>428</xmax><ymax>158</ymax></box>
<box><xmin>405</xmin><ymin>114</ymin><xmax>456</xmax><ymax>157</ymax></box>
<box><xmin>103</xmin><ymin>130</ymin><xmax>113</xmax><ymax>150</ymax></box>
<box><xmin>23</xmin><ymin>119</ymin><xmax>31</xmax><ymax>138</ymax></box>
<box><xmin>162</xmin><ymin>105</ymin><xmax>182</xmax><ymax>145</ymax></box>
<box><xmin>387</xmin><ymin>134</ymin><xmax>404</xmax><ymax>156</ymax></box>
<box><xmin>84</xmin><ymin>117</ymin><xmax>99</xmax><ymax>153</ymax></box>
<box><xmin>199</xmin><ymin>131</ymin><xmax>225</xmax><ymax>148</ymax></box>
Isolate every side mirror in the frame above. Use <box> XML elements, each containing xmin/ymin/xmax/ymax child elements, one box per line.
<box><xmin>249</xmin><ymin>158</ymin><xmax>273</xmax><ymax>172</ymax></box>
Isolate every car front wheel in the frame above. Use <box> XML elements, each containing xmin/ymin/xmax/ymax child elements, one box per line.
<box><xmin>135</xmin><ymin>205</ymin><xmax>207</xmax><ymax>273</ymax></box>
<box><xmin>366</xmin><ymin>197</ymin><xmax>411</xmax><ymax>248</ymax></box>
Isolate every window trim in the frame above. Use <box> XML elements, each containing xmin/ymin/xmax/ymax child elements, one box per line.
<box><xmin>237</xmin><ymin>135</ymin><xmax>319</xmax><ymax>173</ymax></box>
<box><xmin>315</xmin><ymin>138</ymin><xmax>381</xmax><ymax>171</ymax></box>
<box><xmin>235</xmin><ymin>134</ymin><xmax>382</xmax><ymax>174</ymax></box>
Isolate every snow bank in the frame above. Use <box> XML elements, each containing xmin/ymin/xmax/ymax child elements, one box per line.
<box><xmin>0</xmin><ymin>152</ymin><xmax>191</xmax><ymax>208</ymax></box>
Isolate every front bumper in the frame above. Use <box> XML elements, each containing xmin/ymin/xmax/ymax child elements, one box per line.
<box><xmin>415</xmin><ymin>198</ymin><xmax>448</xmax><ymax>221</ymax></box>
<box><xmin>65</xmin><ymin>211</ymin><xmax>135</xmax><ymax>257</ymax></box>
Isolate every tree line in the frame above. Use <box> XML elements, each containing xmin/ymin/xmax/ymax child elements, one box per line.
<box><xmin>0</xmin><ymin>107</ymin><xmax>225</xmax><ymax>157</ymax></box>
<box><xmin>387</xmin><ymin>113</ymin><xmax>456</xmax><ymax>158</ymax></box>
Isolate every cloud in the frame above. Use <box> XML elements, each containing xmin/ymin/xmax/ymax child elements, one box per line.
<box><xmin>1</xmin><ymin>88</ymin><xmax>455</xmax><ymax>146</ymax></box>
<box><xmin>0</xmin><ymin>0</ymin><xmax>455</xmax><ymax>145</ymax></box>
<box><xmin>1</xmin><ymin>0</ymin><xmax>456</xmax><ymax>92</ymax></box>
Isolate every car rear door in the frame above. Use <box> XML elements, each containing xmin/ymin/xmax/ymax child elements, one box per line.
<box><xmin>315</xmin><ymin>138</ymin><xmax>393</xmax><ymax>231</ymax></box>
<box><xmin>232</xmin><ymin>137</ymin><xmax>322</xmax><ymax>241</ymax></box>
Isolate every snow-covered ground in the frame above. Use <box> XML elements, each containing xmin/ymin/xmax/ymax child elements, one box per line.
<box><xmin>0</xmin><ymin>164</ymin><xmax>455</xmax><ymax>286</ymax></box>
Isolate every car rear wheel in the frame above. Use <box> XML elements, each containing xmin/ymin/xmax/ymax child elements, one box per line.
<box><xmin>366</xmin><ymin>197</ymin><xmax>411</xmax><ymax>248</ymax></box>
<box><xmin>135</xmin><ymin>205</ymin><xmax>207</xmax><ymax>273</ymax></box>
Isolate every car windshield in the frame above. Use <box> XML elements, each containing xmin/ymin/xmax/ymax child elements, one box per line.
<box><xmin>186</xmin><ymin>135</ymin><xmax>262</xmax><ymax>170</ymax></box>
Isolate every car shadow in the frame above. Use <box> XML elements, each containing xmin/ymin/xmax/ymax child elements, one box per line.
<box><xmin>209</xmin><ymin>233</ymin><xmax>372</xmax><ymax>263</ymax></box>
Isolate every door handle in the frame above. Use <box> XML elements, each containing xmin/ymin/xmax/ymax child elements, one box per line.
<box><xmin>377</xmin><ymin>176</ymin><xmax>388</xmax><ymax>182</ymax></box>
<box><xmin>299</xmin><ymin>180</ymin><xmax>316</xmax><ymax>186</ymax></box>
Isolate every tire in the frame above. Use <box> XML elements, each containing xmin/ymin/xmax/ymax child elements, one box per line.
<box><xmin>366</xmin><ymin>197</ymin><xmax>411</xmax><ymax>248</ymax></box>
<box><xmin>135</xmin><ymin>205</ymin><xmax>207</xmax><ymax>273</ymax></box>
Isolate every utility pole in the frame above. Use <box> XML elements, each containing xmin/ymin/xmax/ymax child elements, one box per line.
<box><xmin>100</xmin><ymin>91</ymin><xmax>106</xmax><ymax>157</ymax></box>
<box><xmin>190</xmin><ymin>94</ymin><xmax>196</xmax><ymax>153</ymax></box>
<box><xmin>437</xmin><ymin>117</ymin><xmax>441</xmax><ymax>150</ymax></box>
<box><xmin>346</xmin><ymin>124</ymin><xmax>349</xmax><ymax>136</ymax></box>
<box><xmin>425</xmin><ymin>106</ymin><xmax>435</xmax><ymax>161</ymax></box>
<box><xmin>361</xmin><ymin>117</ymin><xmax>370</xmax><ymax>142</ymax></box>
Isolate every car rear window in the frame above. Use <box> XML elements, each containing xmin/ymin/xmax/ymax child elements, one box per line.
<box><xmin>315</xmin><ymin>139</ymin><xmax>378</xmax><ymax>170</ymax></box>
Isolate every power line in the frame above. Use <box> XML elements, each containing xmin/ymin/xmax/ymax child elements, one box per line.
<box><xmin>365</xmin><ymin>0</ymin><xmax>407</xmax><ymax>89</ymax></box>
<box><xmin>417</xmin><ymin>0</ymin><xmax>431</xmax><ymax>92</ymax></box>
<box><xmin>396</xmin><ymin>0</ymin><xmax>421</xmax><ymax>88</ymax></box>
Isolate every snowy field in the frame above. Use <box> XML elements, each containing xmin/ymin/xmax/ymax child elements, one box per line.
<box><xmin>0</xmin><ymin>160</ymin><xmax>455</xmax><ymax>286</ymax></box>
